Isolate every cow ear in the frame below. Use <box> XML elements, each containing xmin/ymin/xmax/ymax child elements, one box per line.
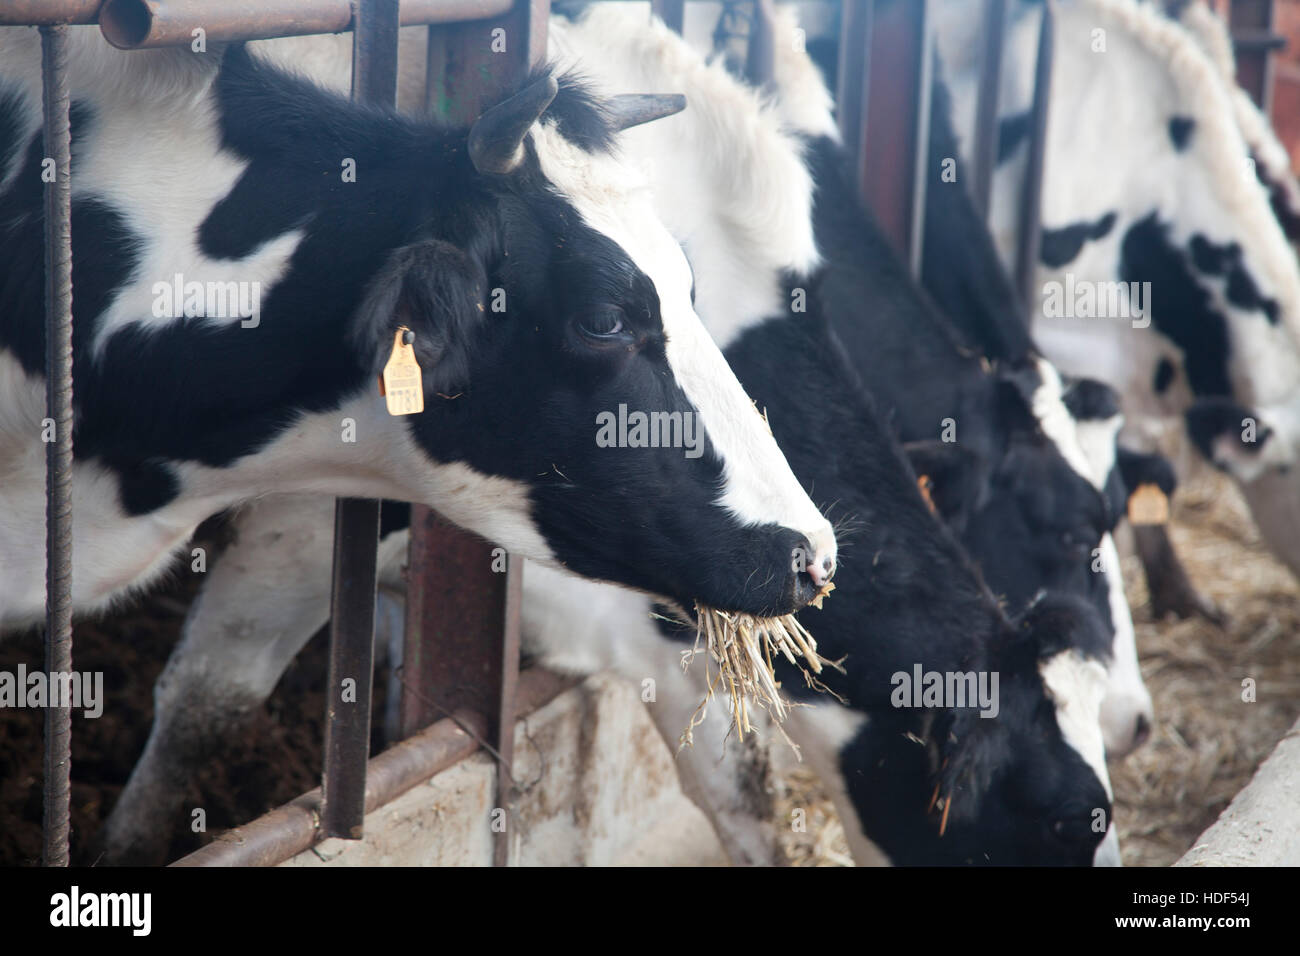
<box><xmin>1014</xmin><ymin>591</ymin><xmax>1112</xmax><ymax>663</ymax></box>
<box><xmin>351</xmin><ymin>239</ymin><xmax>488</xmax><ymax>395</ymax></box>
<box><xmin>901</xmin><ymin>440</ymin><xmax>983</xmax><ymax>532</ymax></box>
<box><xmin>934</xmin><ymin>708</ymin><xmax>1008</xmax><ymax>830</ymax></box>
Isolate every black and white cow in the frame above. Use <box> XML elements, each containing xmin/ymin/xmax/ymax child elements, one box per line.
<box><xmin>1166</xmin><ymin>0</ymin><xmax>1300</xmax><ymax>249</ymax></box>
<box><xmin>939</xmin><ymin>0</ymin><xmax>1300</xmax><ymax>585</ymax></box>
<box><xmin>750</xmin><ymin>4</ymin><xmax>1153</xmax><ymax>758</ymax></box>
<box><xmin>0</xmin><ymin>25</ymin><xmax>839</xmax><ymax>630</ymax></box>
<box><xmin>97</xmin><ymin>5</ymin><xmax>1121</xmax><ymax>867</ymax></box>
<box><xmin>544</xmin><ymin>5</ymin><xmax>1121</xmax><ymax>864</ymax></box>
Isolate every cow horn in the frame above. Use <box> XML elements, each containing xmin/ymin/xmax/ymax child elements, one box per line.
<box><xmin>607</xmin><ymin>94</ymin><xmax>687</xmax><ymax>131</ymax></box>
<box><xmin>468</xmin><ymin>74</ymin><xmax>560</xmax><ymax>175</ymax></box>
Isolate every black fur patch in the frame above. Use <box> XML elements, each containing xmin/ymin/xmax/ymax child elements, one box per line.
<box><xmin>997</xmin><ymin>111</ymin><xmax>1033</xmax><ymax>163</ymax></box>
<box><xmin>1188</xmin><ymin>234</ymin><xmax>1281</xmax><ymax>325</ymax></box>
<box><xmin>1186</xmin><ymin>397</ymin><xmax>1271</xmax><ymax>465</ymax></box>
<box><xmin>534</xmin><ymin>70</ymin><xmax>619</xmax><ymax>155</ymax></box>
<box><xmin>115</xmin><ymin>460</ymin><xmax>181</xmax><ymax>516</ymax></box>
<box><xmin>1188</xmin><ymin>234</ymin><xmax>1240</xmax><ymax>275</ymax></box>
<box><xmin>1252</xmin><ymin>153</ymin><xmax>1300</xmax><ymax>243</ymax></box>
<box><xmin>1120</xmin><ymin>214</ymin><xmax>1233</xmax><ymax>397</ymax></box>
<box><xmin>1062</xmin><ymin>378</ymin><xmax>1121</xmax><ymax>422</ymax></box>
<box><xmin>1117</xmin><ymin>447</ymin><xmax>1177</xmax><ymax>497</ymax></box>
<box><xmin>1225</xmin><ymin>260</ymin><xmax>1280</xmax><ymax>324</ymax></box>
<box><xmin>0</xmin><ymin>84</ymin><xmax>28</xmax><ymax>185</ymax></box>
<box><xmin>1153</xmin><ymin>357</ymin><xmax>1176</xmax><ymax>394</ymax></box>
<box><xmin>1040</xmin><ymin>212</ymin><xmax>1117</xmax><ymax>268</ymax></box>
<box><xmin>1168</xmin><ymin>115</ymin><xmax>1195</xmax><ymax>151</ymax></box>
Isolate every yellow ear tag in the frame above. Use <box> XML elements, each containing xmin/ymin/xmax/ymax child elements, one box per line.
<box><xmin>1127</xmin><ymin>482</ymin><xmax>1170</xmax><ymax>526</ymax></box>
<box><xmin>379</xmin><ymin>326</ymin><xmax>424</xmax><ymax>416</ymax></box>
<box><xmin>917</xmin><ymin>474</ymin><xmax>938</xmax><ymax>515</ymax></box>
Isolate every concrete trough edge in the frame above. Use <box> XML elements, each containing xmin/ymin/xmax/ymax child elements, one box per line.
<box><xmin>171</xmin><ymin>667</ymin><xmax>577</xmax><ymax>867</ymax></box>
<box><xmin>1175</xmin><ymin>716</ymin><xmax>1300</xmax><ymax>867</ymax></box>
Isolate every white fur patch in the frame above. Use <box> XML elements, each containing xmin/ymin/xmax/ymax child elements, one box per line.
<box><xmin>1097</xmin><ymin>533</ymin><xmax>1153</xmax><ymax>756</ymax></box>
<box><xmin>1032</xmin><ymin>358</ymin><xmax>1100</xmax><ymax>485</ymax></box>
<box><xmin>549</xmin><ymin>7</ymin><xmax>822</xmax><ymax>346</ymax></box>
<box><xmin>1040</xmin><ymin>649</ymin><xmax>1114</xmax><ymax>801</ymax></box>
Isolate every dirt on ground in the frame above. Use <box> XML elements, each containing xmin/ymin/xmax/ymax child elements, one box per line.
<box><xmin>0</xmin><ymin>522</ymin><xmax>390</xmax><ymax>866</ymax></box>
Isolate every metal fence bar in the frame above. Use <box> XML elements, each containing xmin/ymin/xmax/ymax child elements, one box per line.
<box><xmin>744</xmin><ymin>0</ymin><xmax>777</xmax><ymax>89</ymax></box>
<box><xmin>971</xmin><ymin>0</ymin><xmax>1006</xmax><ymax>220</ymax></box>
<box><xmin>0</xmin><ymin>1</ymin><xmax>103</xmax><ymax>23</ymax></box>
<box><xmin>319</xmin><ymin>0</ymin><xmax>400</xmax><ymax>843</ymax></box>
<box><xmin>1014</xmin><ymin>0</ymin><xmax>1054</xmax><ymax>311</ymax></box>
<box><xmin>1230</xmin><ymin>0</ymin><xmax>1278</xmax><ymax>111</ymax></box>
<box><xmin>858</xmin><ymin>0</ymin><xmax>933</xmax><ymax>276</ymax></box>
<box><xmin>173</xmin><ymin>668</ymin><xmax>578</xmax><ymax>867</ymax></box>
<box><xmin>650</xmin><ymin>0</ymin><xmax>684</xmax><ymax>34</ymax></box>
<box><xmin>40</xmin><ymin>21</ymin><xmax>75</xmax><ymax>870</ymax></box>
<box><xmin>92</xmin><ymin>0</ymin><xmax>514</xmax><ymax>48</ymax></box>
<box><xmin>409</xmin><ymin>0</ymin><xmax>546</xmax><ymax>867</ymax></box>
<box><xmin>836</xmin><ymin>0</ymin><xmax>874</xmax><ymax>187</ymax></box>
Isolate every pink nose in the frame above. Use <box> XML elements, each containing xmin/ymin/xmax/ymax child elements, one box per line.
<box><xmin>806</xmin><ymin>549</ymin><xmax>836</xmax><ymax>588</ymax></box>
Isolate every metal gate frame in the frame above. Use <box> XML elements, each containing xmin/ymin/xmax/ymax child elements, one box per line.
<box><xmin>839</xmin><ymin>0</ymin><xmax>1054</xmax><ymax>303</ymax></box>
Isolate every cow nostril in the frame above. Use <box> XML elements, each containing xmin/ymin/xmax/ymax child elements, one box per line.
<box><xmin>1133</xmin><ymin>714</ymin><xmax>1151</xmax><ymax>749</ymax></box>
<box><xmin>821</xmin><ymin>554</ymin><xmax>835</xmax><ymax>582</ymax></box>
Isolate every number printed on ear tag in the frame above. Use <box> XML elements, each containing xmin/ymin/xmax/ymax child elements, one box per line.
<box><xmin>380</xmin><ymin>326</ymin><xmax>424</xmax><ymax>416</ymax></box>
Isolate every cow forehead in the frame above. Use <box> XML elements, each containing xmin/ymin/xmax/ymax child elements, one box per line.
<box><xmin>531</xmin><ymin>120</ymin><xmax>693</xmax><ymax>305</ymax></box>
<box><xmin>1039</xmin><ymin>651</ymin><xmax>1113</xmax><ymax>801</ymax></box>
<box><xmin>530</xmin><ymin>116</ymin><xmax>833</xmax><ymax>539</ymax></box>
<box><xmin>1030</xmin><ymin>358</ymin><xmax>1104</xmax><ymax>488</ymax></box>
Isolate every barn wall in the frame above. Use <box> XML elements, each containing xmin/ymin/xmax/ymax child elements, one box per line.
<box><xmin>1176</xmin><ymin>715</ymin><xmax>1300</xmax><ymax>866</ymax></box>
<box><xmin>280</xmin><ymin>673</ymin><xmax>728</xmax><ymax>866</ymax></box>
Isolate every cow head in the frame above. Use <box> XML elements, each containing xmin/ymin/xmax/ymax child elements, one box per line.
<box><xmin>350</xmin><ymin>73</ymin><xmax>836</xmax><ymax>616</ymax></box>
<box><xmin>911</xmin><ymin>363</ymin><xmax>1153</xmax><ymax>755</ymax></box>
<box><xmin>962</xmin><ymin>0</ymin><xmax>1300</xmax><ymax>583</ymax></box>
<box><xmin>840</xmin><ymin>593</ymin><xmax>1117</xmax><ymax>866</ymax></box>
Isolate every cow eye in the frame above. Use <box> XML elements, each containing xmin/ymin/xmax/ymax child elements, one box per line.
<box><xmin>1050</xmin><ymin>814</ymin><xmax>1096</xmax><ymax>845</ymax></box>
<box><xmin>578</xmin><ymin>308</ymin><xmax>627</xmax><ymax>340</ymax></box>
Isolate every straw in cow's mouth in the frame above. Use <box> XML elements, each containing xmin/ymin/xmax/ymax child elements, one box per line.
<box><xmin>675</xmin><ymin>584</ymin><xmax>841</xmax><ymax>755</ymax></box>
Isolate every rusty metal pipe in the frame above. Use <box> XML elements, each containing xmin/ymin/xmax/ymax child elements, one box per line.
<box><xmin>97</xmin><ymin>0</ymin><xmax>513</xmax><ymax>50</ymax></box>
<box><xmin>0</xmin><ymin>1</ymin><xmax>104</xmax><ymax>24</ymax></box>
<box><xmin>172</xmin><ymin>668</ymin><xmax>575</xmax><ymax>867</ymax></box>
<box><xmin>318</xmin><ymin>0</ymin><xmax>400</xmax><ymax>844</ymax></box>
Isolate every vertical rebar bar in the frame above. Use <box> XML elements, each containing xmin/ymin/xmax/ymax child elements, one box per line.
<box><xmin>40</xmin><ymin>23</ymin><xmax>74</xmax><ymax>869</ymax></box>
